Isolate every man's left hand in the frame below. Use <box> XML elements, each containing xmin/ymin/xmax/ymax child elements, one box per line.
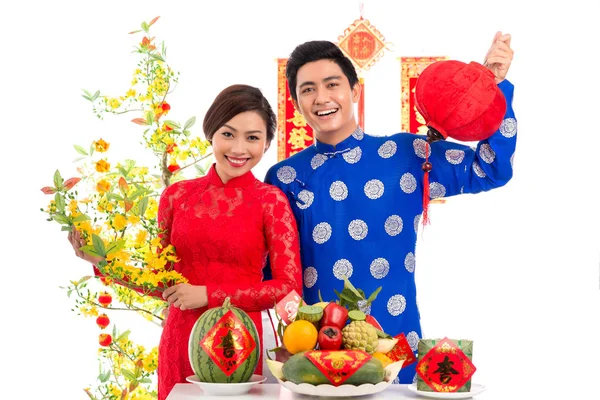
<box><xmin>484</xmin><ymin>31</ymin><xmax>514</xmax><ymax>84</ymax></box>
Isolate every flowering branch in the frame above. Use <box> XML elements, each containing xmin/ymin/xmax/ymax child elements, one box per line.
<box><xmin>41</xmin><ymin>15</ymin><xmax>212</xmax><ymax>399</ymax></box>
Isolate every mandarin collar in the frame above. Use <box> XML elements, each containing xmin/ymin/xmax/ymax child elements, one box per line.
<box><xmin>313</xmin><ymin>126</ymin><xmax>364</xmax><ymax>154</ymax></box>
<box><xmin>206</xmin><ymin>163</ymin><xmax>256</xmax><ymax>188</ymax></box>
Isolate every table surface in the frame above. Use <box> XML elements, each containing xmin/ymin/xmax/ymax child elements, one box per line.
<box><xmin>166</xmin><ymin>383</ymin><xmax>491</xmax><ymax>400</ymax></box>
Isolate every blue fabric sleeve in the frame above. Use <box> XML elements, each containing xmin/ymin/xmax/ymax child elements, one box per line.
<box><xmin>427</xmin><ymin>80</ymin><xmax>516</xmax><ymax>197</ymax></box>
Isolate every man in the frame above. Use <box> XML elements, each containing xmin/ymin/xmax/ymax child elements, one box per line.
<box><xmin>265</xmin><ymin>32</ymin><xmax>515</xmax><ymax>382</ymax></box>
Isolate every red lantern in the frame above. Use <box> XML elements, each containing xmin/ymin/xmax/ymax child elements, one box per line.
<box><xmin>98</xmin><ymin>292</ymin><xmax>112</xmax><ymax>307</ymax></box>
<box><xmin>99</xmin><ymin>333</ymin><xmax>113</xmax><ymax>347</ymax></box>
<box><xmin>414</xmin><ymin>60</ymin><xmax>506</xmax><ymax>142</ymax></box>
<box><xmin>96</xmin><ymin>314</ymin><xmax>110</xmax><ymax>329</ymax></box>
<box><xmin>413</xmin><ymin>60</ymin><xmax>507</xmax><ymax>225</ymax></box>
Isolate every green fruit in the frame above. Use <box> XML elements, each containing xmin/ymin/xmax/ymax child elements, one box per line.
<box><xmin>296</xmin><ymin>305</ymin><xmax>324</xmax><ymax>323</ymax></box>
<box><xmin>282</xmin><ymin>351</ymin><xmax>385</xmax><ymax>385</ymax></box>
<box><xmin>348</xmin><ymin>309</ymin><xmax>366</xmax><ymax>321</ymax></box>
<box><xmin>188</xmin><ymin>297</ymin><xmax>259</xmax><ymax>383</ymax></box>
<box><xmin>342</xmin><ymin>321</ymin><xmax>379</xmax><ymax>354</ymax></box>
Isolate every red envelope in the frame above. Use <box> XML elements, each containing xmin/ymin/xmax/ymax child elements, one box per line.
<box><xmin>199</xmin><ymin>310</ymin><xmax>257</xmax><ymax>376</ymax></box>
<box><xmin>386</xmin><ymin>333</ymin><xmax>417</xmax><ymax>367</ymax></box>
<box><xmin>416</xmin><ymin>337</ymin><xmax>476</xmax><ymax>392</ymax></box>
<box><xmin>275</xmin><ymin>290</ymin><xmax>301</xmax><ymax>325</ymax></box>
<box><xmin>305</xmin><ymin>350</ymin><xmax>372</xmax><ymax>386</ymax></box>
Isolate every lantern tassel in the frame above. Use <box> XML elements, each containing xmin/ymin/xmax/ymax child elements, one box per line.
<box><xmin>422</xmin><ymin>142</ymin><xmax>432</xmax><ymax>226</ymax></box>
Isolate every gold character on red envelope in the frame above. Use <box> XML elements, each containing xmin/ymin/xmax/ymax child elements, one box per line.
<box><xmin>199</xmin><ymin>310</ymin><xmax>256</xmax><ymax>376</ymax></box>
<box><xmin>305</xmin><ymin>350</ymin><xmax>371</xmax><ymax>386</ymax></box>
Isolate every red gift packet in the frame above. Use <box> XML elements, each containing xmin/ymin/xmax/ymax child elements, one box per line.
<box><xmin>385</xmin><ymin>333</ymin><xmax>417</xmax><ymax>367</ymax></box>
<box><xmin>199</xmin><ymin>310</ymin><xmax>256</xmax><ymax>376</ymax></box>
<box><xmin>275</xmin><ymin>289</ymin><xmax>301</xmax><ymax>325</ymax></box>
<box><xmin>305</xmin><ymin>350</ymin><xmax>372</xmax><ymax>386</ymax></box>
<box><xmin>416</xmin><ymin>337</ymin><xmax>476</xmax><ymax>392</ymax></box>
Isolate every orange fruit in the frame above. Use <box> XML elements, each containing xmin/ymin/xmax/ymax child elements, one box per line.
<box><xmin>372</xmin><ymin>352</ymin><xmax>393</xmax><ymax>368</ymax></box>
<box><xmin>283</xmin><ymin>320</ymin><xmax>318</xmax><ymax>354</ymax></box>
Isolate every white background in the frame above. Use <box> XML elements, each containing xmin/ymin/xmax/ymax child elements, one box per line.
<box><xmin>2</xmin><ymin>0</ymin><xmax>600</xmax><ymax>398</ymax></box>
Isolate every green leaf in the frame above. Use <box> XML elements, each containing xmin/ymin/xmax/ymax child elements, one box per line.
<box><xmin>194</xmin><ymin>164</ymin><xmax>206</xmax><ymax>176</ymax></box>
<box><xmin>129</xmin><ymin>190</ymin><xmax>142</xmax><ymax>201</ymax></box>
<box><xmin>53</xmin><ymin>170</ymin><xmax>63</xmax><ymax>189</ymax></box>
<box><xmin>54</xmin><ymin>193</ymin><xmax>66</xmax><ymax>212</ymax></box>
<box><xmin>338</xmin><ymin>290</ymin><xmax>359</xmax><ymax>303</ymax></box>
<box><xmin>73</xmin><ymin>144</ymin><xmax>88</xmax><ymax>156</ymax></box>
<box><xmin>145</xmin><ymin>111</ymin><xmax>154</xmax><ymax>125</ymax></box>
<box><xmin>92</xmin><ymin>234</ymin><xmax>106</xmax><ymax>257</ymax></box>
<box><xmin>183</xmin><ymin>116</ymin><xmax>196</xmax><ymax>131</ymax></box>
<box><xmin>343</xmin><ymin>277</ymin><xmax>363</xmax><ymax>299</ymax></box>
<box><xmin>121</xmin><ymin>368</ymin><xmax>136</xmax><ymax>381</ymax></box>
<box><xmin>149</xmin><ymin>53</ymin><xmax>165</xmax><ymax>62</ymax></box>
<box><xmin>61</xmin><ymin>225</ymin><xmax>72</xmax><ymax>231</ymax></box>
<box><xmin>89</xmin><ymin>144</ymin><xmax>95</xmax><ymax>157</ymax></box>
<box><xmin>93</xmin><ymin>90</ymin><xmax>100</xmax><ymax>100</ymax></box>
<box><xmin>333</xmin><ymin>289</ymin><xmax>347</xmax><ymax>307</ymax></box>
<box><xmin>366</xmin><ymin>286</ymin><xmax>382</xmax><ymax>303</ymax></box>
<box><xmin>53</xmin><ymin>213</ymin><xmax>69</xmax><ymax>225</ymax></box>
<box><xmin>277</xmin><ymin>321</ymin><xmax>284</xmax><ymax>342</ymax></box>
<box><xmin>141</xmin><ymin>21</ymin><xmax>149</xmax><ymax>32</ymax></box>
<box><xmin>81</xmin><ymin>94</ymin><xmax>92</xmax><ymax>101</ymax></box>
<box><xmin>164</xmin><ymin>120</ymin><xmax>180</xmax><ymax>129</ymax></box>
<box><xmin>138</xmin><ymin>196</ymin><xmax>149</xmax><ymax>217</ymax></box>
<box><xmin>118</xmin><ymin>166</ymin><xmax>129</xmax><ymax>178</ymax></box>
<box><xmin>80</xmin><ymin>245</ymin><xmax>102</xmax><ymax>258</ymax></box>
<box><xmin>72</xmin><ymin>214</ymin><xmax>91</xmax><ymax>222</ymax></box>
<box><xmin>138</xmin><ymin>377</ymin><xmax>152</xmax><ymax>384</ymax></box>
<box><xmin>117</xmin><ymin>329</ymin><xmax>131</xmax><ymax>342</ymax></box>
<box><xmin>107</xmin><ymin>193</ymin><xmax>123</xmax><ymax>201</ymax></box>
<box><xmin>375</xmin><ymin>328</ymin><xmax>392</xmax><ymax>339</ymax></box>
<box><xmin>105</xmin><ymin>239</ymin><xmax>126</xmax><ymax>255</ymax></box>
<box><xmin>98</xmin><ymin>370</ymin><xmax>111</xmax><ymax>383</ymax></box>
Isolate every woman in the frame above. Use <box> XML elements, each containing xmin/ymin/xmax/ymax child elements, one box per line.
<box><xmin>69</xmin><ymin>84</ymin><xmax>302</xmax><ymax>399</ymax></box>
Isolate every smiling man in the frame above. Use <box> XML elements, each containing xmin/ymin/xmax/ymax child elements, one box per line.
<box><xmin>265</xmin><ymin>35</ymin><xmax>516</xmax><ymax>383</ymax></box>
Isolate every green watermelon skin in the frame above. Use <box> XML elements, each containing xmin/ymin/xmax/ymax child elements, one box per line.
<box><xmin>188</xmin><ymin>299</ymin><xmax>260</xmax><ymax>383</ymax></box>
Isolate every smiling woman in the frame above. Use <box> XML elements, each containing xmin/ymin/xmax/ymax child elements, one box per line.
<box><xmin>210</xmin><ymin>111</ymin><xmax>270</xmax><ymax>183</ymax></box>
<box><xmin>147</xmin><ymin>83</ymin><xmax>303</xmax><ymax>400</ymax></box>
<box><xmin>203</xmin><ymin>85</ymin><xmax>277</xmax><ymax>183</ymax></box>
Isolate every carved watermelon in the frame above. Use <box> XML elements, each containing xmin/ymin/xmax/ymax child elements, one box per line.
<box><xmin>188</xmin><ymin>297</ymin><xmax>260</xmax><ymax>383</ymax></box>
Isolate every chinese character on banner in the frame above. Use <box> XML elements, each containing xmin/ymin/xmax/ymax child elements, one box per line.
<box><xmin>337</xmin><ymin>16</ymin><xmax>390</xmax><ymax>132</ymax></box>
<box><xmin>276</xmin><ymin>59</ymin><xmax>315</xmax><ymax>161</ymax></box>
<box><xmin>400</xmin><ymin>57</ymin><xmax>449</xmax><ymax>134</ymax></box>
<box><xmin>400</xmin><ymin>57</ymin><xmax>449</xmax><ymax>204</ymax></box>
